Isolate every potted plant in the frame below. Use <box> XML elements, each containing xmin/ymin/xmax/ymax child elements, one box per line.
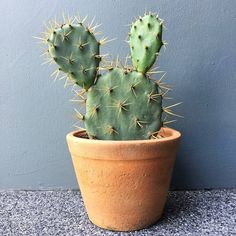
<box><xmin>36</xmin><ymin>12</ymin><xmax>181</xmax><ymax>231</ymax></box>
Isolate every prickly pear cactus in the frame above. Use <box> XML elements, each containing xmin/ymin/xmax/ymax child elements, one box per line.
<box><xmin>39</xmin><ymin>13</ymin><xmax>179</xmax><ymax>140</ymax></box>
<box><xmin>85</xmin><ymin>68</ymin><xmax>162</xmax><ymax>140</ymax></box>
<box><xmin>130</xmin><ymin>14</ymin><xmax>163</xmax><ymax>73</ymax></box>
<box><xmin>47</xmin><ymin>22</ymin><xmax>100</xmax><ymax>90</ymax></box>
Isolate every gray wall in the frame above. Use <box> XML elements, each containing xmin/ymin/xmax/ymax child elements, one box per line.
<box><xmin>0</xmin><ymin>0</ymin><xmax>236</xmax><ymax>190</ymax></box>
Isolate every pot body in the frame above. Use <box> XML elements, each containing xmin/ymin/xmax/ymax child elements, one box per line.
<box><xmin>66</xmin><ymin>128</ymin><xmax>181</xmax><ymax>231</ymax></box>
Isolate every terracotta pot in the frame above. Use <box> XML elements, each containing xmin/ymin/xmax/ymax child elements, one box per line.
<box><xmin>66</xmin><ymin>127</ymin><xmax>181</xmax><ymax>231</ymax></box>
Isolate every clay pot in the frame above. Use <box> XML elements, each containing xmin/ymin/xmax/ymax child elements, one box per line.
<box><xmin>66</xmin><ymin>127</ymin><xmax>181</xmax><ymax>231</ymax></box>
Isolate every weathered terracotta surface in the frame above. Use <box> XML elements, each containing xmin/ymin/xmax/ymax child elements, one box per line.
<box><xmin>66</xmin><ymin>128</ymin><xmax>181</xmax><ymax>231</ymax></box>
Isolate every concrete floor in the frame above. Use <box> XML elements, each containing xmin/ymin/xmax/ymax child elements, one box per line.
<box><xmin>0</xmin><ymin>189</ymin><xmax>235</xmax><ymax>236</ymax></box>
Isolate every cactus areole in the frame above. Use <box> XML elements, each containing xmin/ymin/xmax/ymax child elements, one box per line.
<box><xmin>39</xmin><ymin>13</ymin><xmax>180</xmax><ymax>140</ymax></box>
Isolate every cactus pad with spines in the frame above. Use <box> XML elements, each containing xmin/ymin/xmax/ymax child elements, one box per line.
<box><xmin>85</xmin><ymin>68</ymin><xmax>162</xmax><ymax>140</ymax></box>
<box><xmin>130</xmin><ymin>14</ymin><xmax>163</xmax><ymax>73</ymax></box>
<box><xmin>39</xmin><ymin>13</ymin><xmax>180</xmax><ymax>140</ymax></box>
<box><xmin>47</xmin><ymin>23</ymin><xmax>100</xmax><ymax>90</ymax></box>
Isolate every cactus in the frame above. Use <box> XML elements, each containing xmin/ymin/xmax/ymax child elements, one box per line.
<box><xmin>38</xmin><ymin>13</ymin><xmax>180</xmax><ymax>140</ymax></box>
<box><xmin>130</xmin><ymin>14</ymin><xmax>164</xmax><ymax>73</ymax></box>
<box><xmin>46</xmin><ymin>20</ymin><xmax>100</xmax><ymax>90</ymax></box>
<box><xmin>85</xmin><ymin>68</ymin><xmax>162</xmax><ymax>140</ymax></box>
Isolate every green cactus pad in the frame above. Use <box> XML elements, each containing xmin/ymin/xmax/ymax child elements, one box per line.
<box><xmin>130</xmin><ymin>14</ymin><xmax>163</xmax><ymax>73</ymax></box>
<box><xmin>84</xmin><ymin>68</ymin><xmax>162</xmax><ymax>140</ymax></box>
<box><xmin>47</xmin><ymin>23</ymin><xmax>100</xmax><ymax>90</ymax></box>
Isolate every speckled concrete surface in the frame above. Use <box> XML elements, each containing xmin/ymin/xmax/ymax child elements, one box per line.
<box><xmin>0</xmin><ymin>189</ymin><xmax>235</xmax><ymax>236</ymax></box>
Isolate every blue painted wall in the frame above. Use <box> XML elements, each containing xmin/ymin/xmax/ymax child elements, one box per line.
<box><xmin>0</xmin><ymin>0</ymin><xmax>235</xmax><ymax>189</ymax></box>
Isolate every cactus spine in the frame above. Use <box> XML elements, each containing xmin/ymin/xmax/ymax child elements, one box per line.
<box><xmin>38</xmin><ymin>13</ymin><xmax>179</xmax><ymax>140</ymax></box>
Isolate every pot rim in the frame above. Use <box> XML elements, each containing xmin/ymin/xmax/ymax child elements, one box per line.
<box><xmin>66</xmin><ymin>127</ymin><xmax>181</xmax><ymax>144</ymax></box>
